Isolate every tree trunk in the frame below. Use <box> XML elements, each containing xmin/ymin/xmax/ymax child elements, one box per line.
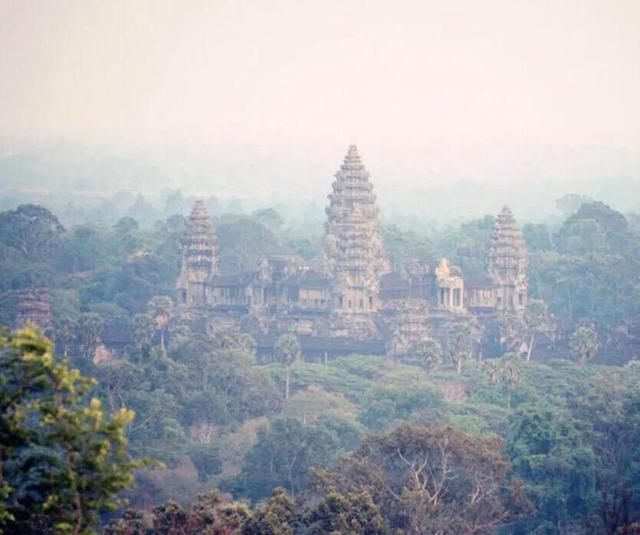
<box><xmin>160</xmin><ymin>329</ymin><xmax>165</xmax><ymax>353</ymax></box>
<box><xmin>527</xmin><ymin>333</ymin><xmax>535</xmax><ymax>362</ymax></box>
<box><xmin>457</xmin><ymin>359</ymin><xmax>462</xmax><ymax>375</ymax></box>
<box><xmin>285</xmin><ymin>368</ymin><xmax>290</xmax><ymax>401</ymax></box>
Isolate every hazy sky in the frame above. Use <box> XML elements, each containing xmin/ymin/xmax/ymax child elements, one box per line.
<box><xmin>1</xmin><ymin>0</ymin><xmax>640</xmax><ymax>174</ymax></box>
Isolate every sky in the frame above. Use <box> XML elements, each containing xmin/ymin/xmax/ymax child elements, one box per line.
<box><xmin>1</xmin><ymin>0</ymin><xmax>640</xmax><ymax>210</ymax></box>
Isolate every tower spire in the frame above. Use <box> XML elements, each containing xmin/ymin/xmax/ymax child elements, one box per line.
<box><xmin>323</xmin><ymin>145</ymin><xmax>389</xmax><ymax>334</ymax></box>
<box><xmin>176</xmin><ymin>200</ymin><xmax>218</xmax><ymax>313</ymax></box>
<box><xmin>488</xmin><ymin>205</ymin><xmax>528</xmax><ymax>311</ymax></box>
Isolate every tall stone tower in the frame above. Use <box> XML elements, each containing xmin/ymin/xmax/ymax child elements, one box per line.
<box><xmin>488</xmin><ymin>206</ymin><xmax>528</xmax><ymax>312</ymax></box>
<box><xmin>324</xmin><ymin>145</ymin><xmax>389</xmax><ymax>333</ymax></box>
<box><xmin>176</xmin><ymin>201</ymin><xmax>218</xmax><ymax>313</ymax></box>
<box><xmin>16</xmin><ymin>288</ymin><xmax>53</xmax><ymax>332</ymax></box>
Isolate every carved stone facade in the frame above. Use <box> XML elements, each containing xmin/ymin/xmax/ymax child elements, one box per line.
<box><xmin>175</xmin><ymin>147</ymin><xmax>529</xmax><ymax>347</ymax></box>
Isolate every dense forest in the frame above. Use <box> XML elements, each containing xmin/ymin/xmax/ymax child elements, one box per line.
<box><xmin>1</xmin><ymin>194</ymin><xmax>640</xmax><ymax>534</ymax></box>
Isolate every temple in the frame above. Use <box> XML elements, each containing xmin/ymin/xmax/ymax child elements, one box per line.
<box><xmin>175</xmin><ymin>145</ymin><xmax>529</xmax><ymax>353</ymax></box>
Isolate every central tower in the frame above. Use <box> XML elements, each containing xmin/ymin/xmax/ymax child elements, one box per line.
<box><xmin>323</xmin><ymin>145</ymin><xmax>389</xmax><ymax>332</ymax></box>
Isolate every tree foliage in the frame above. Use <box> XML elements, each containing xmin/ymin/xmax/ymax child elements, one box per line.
<box><xmin>0</xmin><ymin>327</ymin><xmax>145</xmax><ymax>534</ymax></box>
<box><xmin>312</xmin><ymin>424</ymin><xmax>533</xmax><ymax>534</ymax></box>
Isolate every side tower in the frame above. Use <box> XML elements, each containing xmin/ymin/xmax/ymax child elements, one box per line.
<box><xmin>433</xmin><ymin>258</ymin><xmax>465</xmax><ymax>312</ymax></box>
<box><xmin>176</xmin><ymin>201</ymin><xmax>218</xmax><ymax>314</ymax></box>
<box><xmin>324</xmin><ymin>145</ymin><xmax>389</xmax><ymax>333</ymax></box>
<box><xmin>16</xmin><ymin>288</ymin><xmax>53</xmax><ymax>332</ymax></box>
<box><xmin>488</xmin><ymin>206</ymin><xmax>528</xmax><ymax>312</ymax></box>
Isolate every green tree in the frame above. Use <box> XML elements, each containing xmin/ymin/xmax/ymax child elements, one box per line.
<box><xmin>169</xmin><ymin>332</ymin><xmax>280</xmax><ymax>426</ymax></box>
<box><xmin>313</xmin><ymin>424</ymin><xmax>532</xmax><ymax>534</ymax></box>
<box><xmin>132</xmin><ymin>313</ymin><xmax>155</xmax><ymax>351</ymax></box>
<box><xmin>0</xmin><ymin>205</ymin><xmax>65</xmax><ymax>261</ymax></box>
<box><xmin>274</xmin><ymin>334</ymin><xmax>301</xmax><ymax>401</ymax></box>
<box><xmin>524</xmin><ymin>299</ymin><xmax>556</xmax><ymax>362</ymax></box>
<box><xmin>386</xmin><ymin>327</ymin><xmax>408</xmax><ymax>365</ymax></box>
<box><xmin>78</xmin><ymin>313</ymin><xmax>103</xmax><ymax>359</ymax></box>
<box><xmin>189</xmin><ymin>443</ymin><xmax>222</xmax><ymax>483</ymax></box>
<box><xmin>147</xmin><ymin>296</ymin><xmax>174</xmax><ymax>352</ymax></box>
<box><xmin>251</xmin><ymin>208</ymin><xmax>285</xmax><ymax>232</ymax></box>
<box><xmin>110</xmin><ymin>490</ymin><xmax>251</xmax><ymax>534</ymax></box>
<box><xmin>522</xmin><ymin>223</ymin><xmax>553</xmax><ymax>252</ymax></box>
<box><xmin>446</xmin><ymin>321</ymin><xmax>475</xmax><ymax>374</ymax></box>
<box><xmin>61</xmin><ymin>226</ymin><xmax>106</xmax><ymax>273</ymax></box>
<box><xmin>54</xmin><ymin>317</ymin><xmax>77</xmax><ymax>358</ymax></box>
<box><xmin>555</xmin><ymin>201</ymin><xmax>632</xmax><ymax>254</ymax></box>
<box><xmin>570</xmin><ymin>324</ymin><xmax>599</xmax><ymax>364</ymax></box>
<box><xmin>304</xmin><ymin>490</ymin><xmax>388</xmax><ymax>535</ymax></box>
<box><xmin>555</xmin><ymin>193</ymin><xmax>594</xmax><ymax>218</ymax></box>
<box><xmin>243</xmin><ymin>487</ymin><xmax>295</xmax><ymax>535</ymax></box>
<box><xmin>229</xmin><ymin>417</ymin><xmax>347</xmax><ymax>501</ymax></box>
<box><xmin>508</xmin><ymin>404</ymin><xmax>597</xmax><ymax>533</ymax></box>
<box><xmin>102</xmin><ymin>510</ymin><xmax>146</xmax><ymax>535</ymax></box>
<box><xmin>485</xmin><ymin>353</ymin><xmax>524</xmax><ymax>409</ymax></box>
<box><xmin>497</xmin><ymin>311</ymin><xmax>525</xmax><ymax>354</ymax></box>
<box><xmin>0</xmin><ymin>327</ymin><xmax>145</xmax><ymax>534</ymax></box>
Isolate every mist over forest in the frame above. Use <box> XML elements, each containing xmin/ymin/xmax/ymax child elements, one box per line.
<box><xmin>2</xmin><ymin>138</ymin><xmax>640</xmax><ymax>230</ymax></box>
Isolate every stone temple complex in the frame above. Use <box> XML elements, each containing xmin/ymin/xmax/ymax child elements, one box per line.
<box><xmin>176</xmin><ymin>145</ymin><xmax>529</xmax><ymax>355</ymax></box>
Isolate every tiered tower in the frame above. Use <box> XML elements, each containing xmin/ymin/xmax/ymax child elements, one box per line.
<box><xmin>176</xmin><ymin>201</ymin><xmax>218</xmax><ymax>313</ymax></box>
<box><xmin>16</xmin><ymin>288</ymin><xmax>53</xmax><ymax>332</ymax></box>
<box><xmin>488</xmin><ymin>206</ymin><xmax>528</xmax><ymax>312</ymax></box>
<box><xmin>324</xmin><ymin>145</ymin><xmax>389</xmax><ymax>333</ymax></box>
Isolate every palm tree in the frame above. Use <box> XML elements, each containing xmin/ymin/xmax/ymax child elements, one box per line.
<box><xmin>79</xmin><ymin>313</ymin><xmax>103</xmax><ymax>359</ymax></box>
<box><xmin>147</xmin><ymin>295</ymin><xmax>174</xmax><ymax>352</ymax></box>
<box><xmin>446</xmin><ymin>321</ymin><xmax>474</xmax><ymax>374</ymax></box>
<box><xmin>486</xmin><ymin>353</ymin><xmax>524</xmax><ymax>408</ymax></box>
<box><xmin>274</xmin><ymin>334</ymin><xmax>301</xmax><ymax>401</ymax></box>
<box><xmin>524</xmin><ymin>299</ymin><xmax>556</xmax><ymax>362</ymax></box>
<box><xmin>133</xmin><ymin>313</ymin><xmax>155</xmax><ymax>350</ymax></box>
<box><xmin>569</xmin><ymin>324</ymin><xmax>599</xmax><ymax>365</ymax></box>
<box><xmin>412</xmin><ymin>337</ymin><xmax>443</xmax><ymax>379</ymax></box>
<box><xmin>55</xmin><ymin>317</ymin><xmax>77</xmax><ymax>358</ymax></box>
<box><xmin>386</xmin><ymin>327</ymin><xmax>408</xmax><ymax>365</ymax></box>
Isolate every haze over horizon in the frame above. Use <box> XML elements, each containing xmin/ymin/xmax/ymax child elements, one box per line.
<box><xmin>1</xmin><ymin>0</ymin><xmax>640</xmax><ymax>219</ymax></box>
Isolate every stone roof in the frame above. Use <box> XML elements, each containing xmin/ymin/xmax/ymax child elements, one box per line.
<box><xmin>379</xmin><ymin>272</ymin><xmax>410</xmax><ymax>291</ymax></box>
<box><xmin>211</xmin><ymin>271</ymin><xmax>258</xmax><ymax>287</ymax></box>
<box><xmin>466</xmin><ymin>276</ymin><xmax>495</xmax><ymax>289</ymax></box>
<box><xmin>285</xmin><ymin>270</ymin><xmax>331</xmax><ymax>289</ymax></box>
